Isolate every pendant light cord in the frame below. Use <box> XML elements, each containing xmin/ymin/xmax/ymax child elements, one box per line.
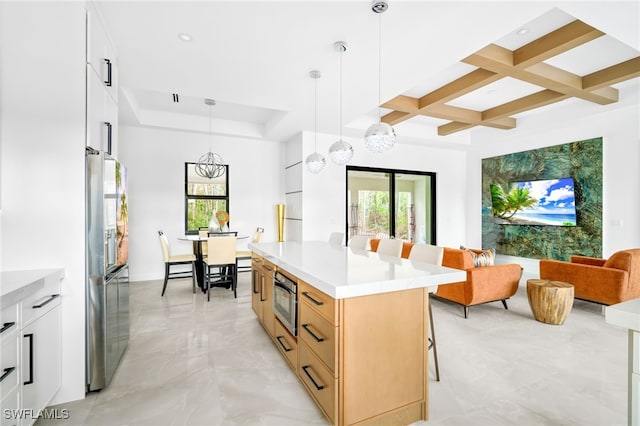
<box><xmin>314</xmin><ymin>74</ymin><xmax>318</xmax><ymax>152</ymax></box>
<box><xmin>339</xmin><ymin>45</ymin><xmax>343</xmax><ymax>140</ymax></box>
<box><xmin>377</xmin><ymin>12</ymin><xmax>382</xmax><ymax>120</ymax></box>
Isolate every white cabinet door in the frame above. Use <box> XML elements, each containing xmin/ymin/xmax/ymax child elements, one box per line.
<box><xmin>87</xmin><ymin>66</ymin><xmax>118</xmax><ymax>154</ymax></box>
<box><xmin>21</xmin><ymin>304</ymin><xmax>61</xmax><ymax>426</ymax></box>
<box><xmin>86</xmin><ymin>9</ymin><xmax>117</xmax><ymax>103</ymax></box>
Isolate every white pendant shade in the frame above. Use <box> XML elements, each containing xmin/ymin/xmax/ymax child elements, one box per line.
<box><xmin>364</xmin><ymin>121</ymin><xmax>395</xmax><ymax>154</ymax></box>
<box><xmin>305</xmin><ymin>152</ymin><xmax>326</xmax><ymax>174</ymax></box>
<box><xmin>329</xmin><ymin>139</ymin><xmax>353</xmax><ymax>165</ymax></box>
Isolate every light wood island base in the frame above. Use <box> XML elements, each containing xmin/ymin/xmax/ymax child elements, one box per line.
<box><xmin>252</xmin><ymin>254</ymin><xmax>430</xmax><ymax>426</ymax></box>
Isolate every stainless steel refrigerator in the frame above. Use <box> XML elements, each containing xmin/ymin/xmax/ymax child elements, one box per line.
<box><xmin>85</xmin><ymin>147</ymin><xmax>129</xmax><ymax>391</ymax></box>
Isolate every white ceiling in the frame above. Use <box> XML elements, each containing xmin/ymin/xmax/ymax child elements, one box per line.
<box><xmin>96</xmin><ymin>1</ymin><xmax>640</xmax><ymax>147</ymax></box>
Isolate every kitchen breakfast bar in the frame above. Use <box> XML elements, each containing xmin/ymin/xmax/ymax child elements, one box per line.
<box><xmin>248</xmin><ymin>241</ymin><xmax>466</xmax><ymax>426</ymax></box>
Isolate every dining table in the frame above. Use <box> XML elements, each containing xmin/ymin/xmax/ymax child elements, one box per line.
<box><xmin>178</xmin><ymin>232</ymin><xmax>248</xmax><ymax>292</ymax></box>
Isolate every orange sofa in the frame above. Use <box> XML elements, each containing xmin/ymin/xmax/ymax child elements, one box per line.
<box><xmin>370</xmin><ymin>240</ymin><xmax>523</xmax><ymax>318</ymax></box>
<box><xmin>539</xmin><ymin>249</ymin><xmax>640</xmax><ymax>305</ymax></box>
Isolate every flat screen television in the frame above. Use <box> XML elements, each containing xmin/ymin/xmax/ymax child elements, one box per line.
<box><xmin>490</xmin><ymin>177</ymin><xmax>577</xmax><ymax>226</ymax></box>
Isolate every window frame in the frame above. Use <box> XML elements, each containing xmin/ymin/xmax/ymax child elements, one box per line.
<box><xmin>184</xmin><ymin>162</ymin><xmax>230</xmax><ymax>235</ymax></box>
<box><xmin>345</xmin><ymin>165</ymin><xmax>437</xmax><ymax>244</ymax></box>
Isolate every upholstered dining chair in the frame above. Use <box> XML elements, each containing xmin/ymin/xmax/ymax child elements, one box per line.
<box><xmin>158</xmin><ymin>230</ymin><xmax>197</xmax><ymax>296</ymax></box>
<box><xmin>204</xmin><ymin>235</ymin><xmax>238</xmax><ymax>301</ymax></box>
<box><xmin>348</xmin><ymin>235</ymin><xmax>370</xmax><ymax>251</ymax></box>
<box><xmin>328</xmin><ymin>232</ymin><xmax>345</xmax><ymax>246</ymax></box>
<box><xmin>408</xmin><ymin>242</ymin><xmax>445</xmax><ymax>382</ymax></box>
<box><xmin>237</xmin><ymin>227</ymin><xmax>264</xmax><ymax>274</ymax></box>
<box><xmin>198</xmin><ymin>227</ymin><xmax>209</xmax><ymax>256</ymax></box>
<box><xmin>375</xmin><ymin>238</ymin><xmax>404</xmax><ymax>257</ymax></box>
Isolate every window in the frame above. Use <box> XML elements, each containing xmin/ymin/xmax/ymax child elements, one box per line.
<box><xmin>184</xmin><ymin>162</ymin><xmax>229</xmax><ymax>234</ymax></box>
<box><xmin>347</xmin><ymin>166</ymin><xmax>436</xmax><ymax>244</ymax></box>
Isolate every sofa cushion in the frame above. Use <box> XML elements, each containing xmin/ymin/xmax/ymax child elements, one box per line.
<box><xmin>461</xmin><ymin>246</ymin><xmax>495</xmax><ymax>267</ymax></box>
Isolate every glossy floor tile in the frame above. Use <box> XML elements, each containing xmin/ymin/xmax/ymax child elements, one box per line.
<box><xmin>39</xmin><ymin>273</ymin><xmax>627</xmax><ymax>425</ymax></box>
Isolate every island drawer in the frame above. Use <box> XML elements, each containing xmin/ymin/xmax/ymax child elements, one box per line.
<box><xmin>299</xmin><ymin>302</ymin><xmax>337</xmax><ymax>376</ymax></box>
<box><xmin>298</xmin><ymin>341</ymin><xmax>337</xmax><ymax>425</ymax></box>
<box><xmin>273</xmin><ymin>318</ymin><xmax>297</xmax><ymax>371</ymax></box>
<box><xmin>299</xmin><ymin>280</ymin><xmax>338</xmax><ymax>325</ymax></box>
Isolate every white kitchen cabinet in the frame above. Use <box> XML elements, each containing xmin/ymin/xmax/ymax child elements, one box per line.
<box><xmin>86</xmin><ymin>8</ymin><xmax>117</xmax><ymax>103</ymax></box>
<box><xmin>0</xmin><ymin>269</ymin><xmax>63</xmax><ymax>426</ymax></box>
<box><xmin>1</xmin><ymin>304</ymin><xmax>20</xmax><ymax>426</ymax></box>
<box><xmin>87</xmin><ymin>66</ymin><xmax>118</xmax><ymax>154</ymax></box>
<box><xmin>86</xmin><ymin>5</ymin><xmax>119</xmax><ymax>156</ymax></box>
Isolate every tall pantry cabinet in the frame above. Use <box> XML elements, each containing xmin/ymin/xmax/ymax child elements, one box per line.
<box><xmin>86</xmin><ymin>3</ymin><xmax>118</xmax><ymax>156</ymax></box>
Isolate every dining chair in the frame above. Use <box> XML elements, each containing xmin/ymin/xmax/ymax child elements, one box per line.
<box><xmin>158</xmin><ymin>230</ymin><xmax>197</xmax><ymax>296</ymax></box>
<box><xmin>198</xmin><ymin>227</ymin><xmax>209</xmax><ymax>256</ymax></box>
<box><xmin>328</xmin><ymin>232</ymin><xmax>344</xmax><ymax>246</ymax></box>
<box><xmin>408</xmin><ymin>243</ymin><xmax>445</xmax><ymax>381</ymax></box>
<box><xmin>237</xmin><ymin>227</ymin><xmax>264</xmax><ymax>274</ymax></box>
<box><xmin>204</xmin><ymin>236</ymin><xmax>238</xmax><ymax>301</ymax></box>
<box><xmin>348</xmin><ymin>235</ymin><xmax>370</xmax><ymax>250</ymax></box>
<box><xmin>375</xmin><ymin>238</ymin><xmax>403</xmax><ymax>257</ymax></box>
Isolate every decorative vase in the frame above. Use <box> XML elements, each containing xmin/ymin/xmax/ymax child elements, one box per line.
<box><xmin>276</xmin><ymin>204</ymin><xmax>285</xmax><ymax>242</ymax></box>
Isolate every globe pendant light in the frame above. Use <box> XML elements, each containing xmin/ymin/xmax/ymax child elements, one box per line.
<box><xmin>329</xmin><ymin>41</ymin><xmax>353</xmax><ymax>165</ymax></box>
<box><xmin>364</xmin><ymin>0</ymin><xmax>396</xmax><ymax>154</ymax></box>
<box><xmin>195</xmin><ymin>99</ymin><xmax>225</xmax><ymax>179</ymax></box>
<box><xmin>305</xmin><ymin>70</ymin><xmax>326</xmax><ymax>174</ymax></box>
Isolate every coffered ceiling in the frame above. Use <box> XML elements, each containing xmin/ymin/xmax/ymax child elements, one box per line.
<box><xmin>381</xmin><ymin>18</ymin><xmax>640</xmax><ymax>136</ymax></box>
<box><xmin>96</xmin><ymin>1</ymin><xmax>640</xmax><ymax>147</ymax></box>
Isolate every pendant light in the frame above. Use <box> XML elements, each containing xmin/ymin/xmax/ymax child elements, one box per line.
<box><xmin>305</xmin><ymin>70</ymin><xmax>326</xmax><ymax>174</ymax></box>
<box><xmin>328</xmin><ymin>41</ymin><xmax>353</xmax><ymax>165</ymax></box>
<box><xmin>364</xmin><ymin>0</ymin><xmax>396</xmax><ymax>154</ymax></box>
<box><xmin>195</xmin><ymin>99</ymin><xmax>225</xmax><ymax>179</ymax></box>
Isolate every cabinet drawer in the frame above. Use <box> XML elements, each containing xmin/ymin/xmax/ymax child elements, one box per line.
<box><xmin>299</xmin><ymin>303</ymin><xmax>338</xmax><ymax>376</ymax></box>
<box><xmin>299</xmin><ymin>280</ymin><xmax>338</xmax><ymax>325</ymax></box>
<box><xmin>21</xmin><ymin>277</ymin><xmax>61</xmax><ymax>326</ymax></box>
<box><xmin>262</xmin><ymin>259</ymin><xmax>276</xmax><ymax>275</ymax></box>
<box><xmin>0</xmin><ymin>327</ymin><xmax>19</xmax><ymax>399</ymax></box>
<box><xmin>273</xmin><ymin>318</ymin><xmax>297</xmax><ymax>371</ymax></box>
<box><xmin>298</xmin><ymin>341</ymin><xmax>338</xmax><ymax>425</ymax></box>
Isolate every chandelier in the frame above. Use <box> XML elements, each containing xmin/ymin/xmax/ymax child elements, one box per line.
<box><xmin>364</xmin><ymin>0</ymin><xmax>396</xmax><ymax>154</ymax></box>
<box><xmin>195</xmin><ymin>99</ymin><xmax>225</xmax><ymax>179</ymax></box>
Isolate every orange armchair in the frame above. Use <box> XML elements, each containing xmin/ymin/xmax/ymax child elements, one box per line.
<box><xmin>539</xmin><ymin>249</ymin><xmax>640</xmax><ymax>305</ymax></box>
<box><xmin>434</xmin><ymin>247</ymin><xmax>522</xmax><ymax>318</ymax></box>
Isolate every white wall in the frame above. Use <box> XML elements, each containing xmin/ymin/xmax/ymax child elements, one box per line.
<box><xmin>118</xmin><ymin>125</ymin><xmax>283</xmax><ymax>281</ymax></box>
<box><xmin>300</xmin><ymin>131</ymin><xmax>468</xmax><ymax>247</ymax></box>
<box><xmin>0</xmin><ymin>2</ymin><xmax>87</xmax><ymax>405</ymax></box>
<box><xmin>468</xmin><ymin>92</ymin><xmax>640</xmax><ymax>275</ymax></box>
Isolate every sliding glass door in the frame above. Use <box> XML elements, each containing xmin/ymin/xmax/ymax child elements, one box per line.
<box><xmin>346</xmin><ymin>166</ymin><xmax>436</xmax><ymax>244</ymax></box>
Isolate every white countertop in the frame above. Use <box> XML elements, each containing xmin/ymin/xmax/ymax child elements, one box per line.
<box><xmin>0</xmin><ymin>268</ymin><xmax>65</xmax><ymax>309</ymax></box>
<box><xmin>606</xmin><ymin>298</ymin><xmax>640</xmax><ymax>331</ymax></box>
<box><xmin>249</xmin><ymin>241</ymin><xmax>466</xmax><ymax>299</ymax></box>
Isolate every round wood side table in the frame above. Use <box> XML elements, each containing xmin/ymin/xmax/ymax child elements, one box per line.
<box><xmin>526</xmin><ymin>279</ymin><xmax>575</xmax><ymax>325</ymax></box>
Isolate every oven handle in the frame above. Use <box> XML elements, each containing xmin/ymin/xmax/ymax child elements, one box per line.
<box><xmin>274</xmin><ymin>280</ymin><xmax>296</xmax><ymax>295</ymax></box>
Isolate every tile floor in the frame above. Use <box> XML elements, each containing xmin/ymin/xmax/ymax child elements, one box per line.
<box><xmin>39</xmin><ymin>273</ymin><xmax>627</xmax><ymax>426</ymax></box>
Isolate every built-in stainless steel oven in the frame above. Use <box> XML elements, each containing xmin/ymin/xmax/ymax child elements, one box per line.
<box><xmin>273</xmin><ymin>271</ymin><xmax>297</xmax><ymax>336</ymax></box>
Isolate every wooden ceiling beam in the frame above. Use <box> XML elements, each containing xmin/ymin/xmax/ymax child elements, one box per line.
<box><xmin>418</xmin><ymin>68</ymin><xmax>500</xmax><ymax>109</ymax></box>
<box><xmin>378</xmin><ymin>19</ymin><xmax>637</xmax><ymax>137</ymax></box>
<box><xmin>465</xmin><ymin>45</ymin><xmax>618</xmax><ymax>105</ymax></box>
<box><xmin>582</xmin><ymin>56</ymin><xmax>640</xmax><ymax>90</ymax></box>
<box><xmin>513</xmin><ymin>20</ymin><xmax>604</xmax><ymax>67</ymax></box>
<box><xmin>483</xmin><ymin>90</ymin><xmax>568</xmax><ymax>122</ymax></box>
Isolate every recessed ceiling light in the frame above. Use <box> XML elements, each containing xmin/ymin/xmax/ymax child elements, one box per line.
<box><xmin>516</xmin><ymin>27</ymin><xmax>530</xmax><ymax>36</ymax></box>
<box><xmin>178</xmin><ymin>33</ymin><xmax>192</xmax><ymax>42</ymax></box>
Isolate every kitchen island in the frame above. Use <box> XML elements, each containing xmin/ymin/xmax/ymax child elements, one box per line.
<box><xmin>248</xmin><ymin>241</ymin><xmax>466</xmax><ymax>426</ymax></box>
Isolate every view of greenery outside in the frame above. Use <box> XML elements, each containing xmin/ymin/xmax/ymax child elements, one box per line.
<box><xmin>357</xmin><ymin>190</ymin><xmax>411</xmax><ymax>238</ymax></box>
<box><xmin>358</xmin><ymin>190</ymin><xmax>390</xmax><ymax>236</ymax></box>
<box><xmin>395</xmin><ymin>192</ymin><xmax>411</xmax><ymax>239</ymax></box>
<box><xmin>185</xmin><ymin>164</ymin><xmax>228</xmax><ymax>233</ymax></box>
<box><xmin>490</xmin><ymin>183</ymin><xmax>538</xmax><ymax>219</ymax></box>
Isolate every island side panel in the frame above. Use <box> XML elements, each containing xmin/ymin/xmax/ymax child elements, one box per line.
<box><xmin>340</xmin><ymin>288</ymin><xmax>428</xmax><ymax>425</ymax></box>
